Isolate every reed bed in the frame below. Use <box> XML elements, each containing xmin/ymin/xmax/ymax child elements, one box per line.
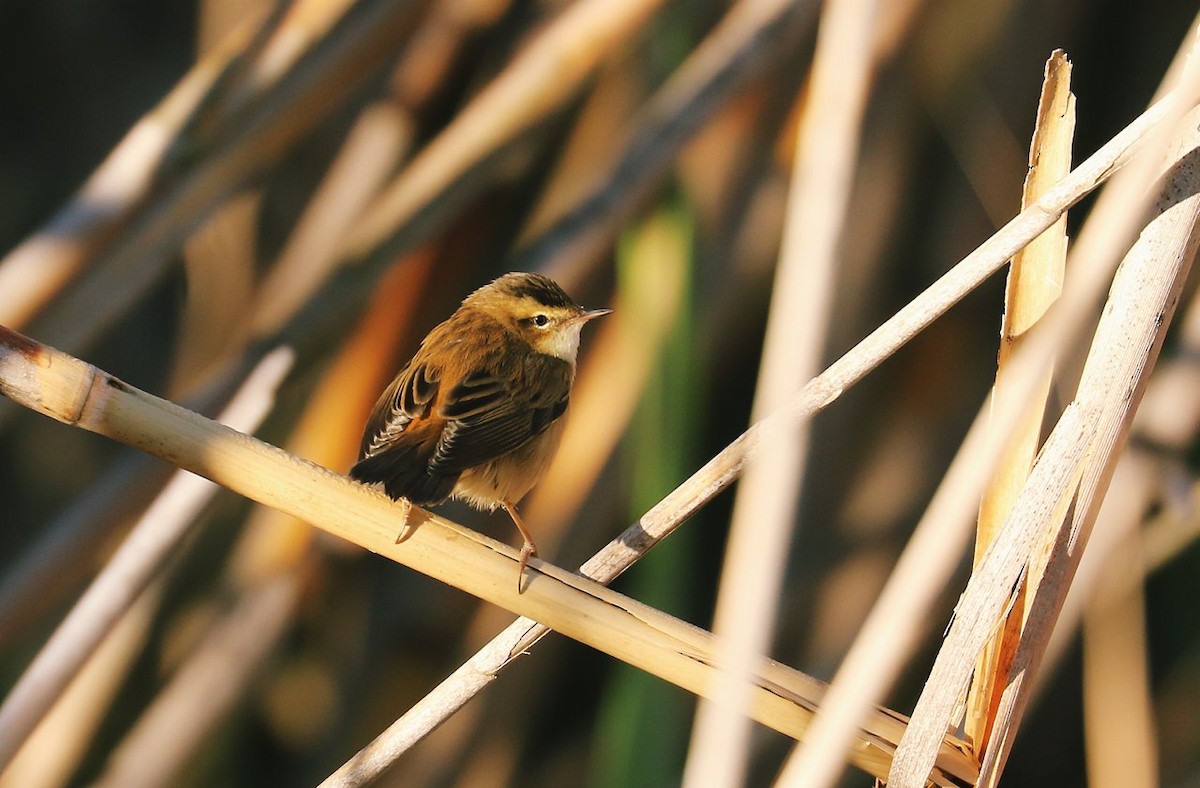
<box><xmin>2</xmin><ymin>2</ymin><xmax>1200</xmax><ymax>786</ymax></box>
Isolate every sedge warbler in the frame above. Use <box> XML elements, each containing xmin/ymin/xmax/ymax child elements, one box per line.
<box><xmin>351</xmin><ymin>272</ymin><xmax>610</xmax><ymax>592</ymax></box>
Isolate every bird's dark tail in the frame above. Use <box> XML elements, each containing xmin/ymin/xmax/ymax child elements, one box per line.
<box><xmin>349</xmin><ymin>449</ymin><xmax>457</xmax><ymax>506</ymax></box>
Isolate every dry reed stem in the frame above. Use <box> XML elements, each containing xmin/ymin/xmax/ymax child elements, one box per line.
<box><xmin>93</xmin><ymin>573</ymin><xmax>303</xmax><ymax>788</ymax></box>
<box><xmin>0</xmin><ymin>348</ymin><xmax>295</xmax><ymax>770</ymax></box>
<box><xmin>0</xmin><ymin>325</ymin><xmax>975</xmax><ymax>785</ymax></box>
<box><xmin>965</xmin><ymin>49</ymin><xmax>1074</xmax><ymax>755</ymax></box>
<box><xmin>892</xmin><ymin>105</ymin><xmax>1200</xmax><ymax>787</ymax></box>
<box><xmin>1051</xmin><ymin>291</ymin><xmax>1200</xmax><ymax>671</ymax></box>
<box><xmin>1022</xmin><ymin>316</ymin><xmax>1195</xmax><ymax>788</ymax></box>
<box><xmin>0</xmin><ymin>247</ymin><xmax>429</xmax><ymax>638</ymax></box>
<box><xmin>0</xmin><ymin>9</ymin><xmax>268</xmax><ymax>329</ymax></box>
<box><xmin>519</xmin><ymin>0</ymin><xmax>818</xmax><ymax>277</ymax></box>
<box><xmin>341</xmin><ymin>0</ymin><xmax>669</xmax><ymax>261</ymax></box>
<box><xmin>882</xmin><ymin>401</ymin><xmax>1094</xmax><ymax>788</ymax></box>
<box><xmin>1081</xmin><ymin>508</ymin><xmax>1157</xmax><ymax>788</ymax></box>
<box><xmin>250</xmin><ymin>103</ymin><xmax>413</xmax><ymax>337</ymax></box>
<box><xmin>971</xmin><ymin>46</ymin><xmax>1200</xmax><ymax>782</ymax></box>
<box><xmin>20</xmin><ymin>0</ymin><xmax>422</xmax><ymax>361</ymax></box>
<box><xmin>683</xmin><ymin>0</ymin><xmax>879</xmax><ymax>785</ymax></box>
<box><xmin>251</xmin><ymin>0</ymin><xmax>509</xmax><ymax>337</ymax></box>
<box><xmin>0</xmin><ymin>453</ymin><xmax>169</xmax><ymax>650</ymax></box>
<box><xmin>92</xmin><ymin>262</ymin><xmax>432</xmax><ymax>783</ymax></box>
<box><xmin>174</xmin><ymin>194</ymin><xmax>261</xmax><ymax>393</ymax></box>
<box><xmin>0</xmin><ymin>585</ymin><xmax>159</xmax><ymax>788</ymax></box>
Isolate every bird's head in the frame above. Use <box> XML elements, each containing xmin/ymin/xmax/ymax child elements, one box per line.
<box><xmin>466</xmin><ymin>272</ymin><xmax>610</xmax><ymax>363</ymax></box>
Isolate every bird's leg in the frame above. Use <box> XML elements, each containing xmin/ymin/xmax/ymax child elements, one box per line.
<box><xmin>501</xmin><ymin>500</ymin><xmax>538</xmax><ymax>593</ymax></box>
<box><xmin>394</xmin><ymin>497</ymin><xmax>413</xmax><ymax>544</ymax></box>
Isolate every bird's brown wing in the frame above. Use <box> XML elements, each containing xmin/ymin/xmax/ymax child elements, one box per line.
<box><xmin>349</xmin><ymin>356</ymin><xmax>455</xmax><ymax>504</ymax></box>
<box><xmin>428</xmin><ymin>353</ymin><xmax>571</xmax><ymax>476</ymax></box>
<box><xmin>350</xmin><ymin>335</ymin><xmax>572</xmax><ymax>504</ymax></box>
<box><xmin>357</xmin><ymin>359</ymin><xmax>439</xmax><ymax>460</ymax></box>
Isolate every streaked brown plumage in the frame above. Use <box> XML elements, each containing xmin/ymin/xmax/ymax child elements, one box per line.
<box><xmin>350</xmin><ymin>272</ymin><xmax>609</xmax><ymax>592</ymax></box>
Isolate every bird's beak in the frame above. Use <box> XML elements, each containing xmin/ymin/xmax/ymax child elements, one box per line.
<box><xmin>574</xmin><ymin>307</ymin><xmax>612</xmax><ymax>323</ymax></box>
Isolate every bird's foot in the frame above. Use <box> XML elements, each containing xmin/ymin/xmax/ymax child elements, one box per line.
<box><xmin>517</xmin><ymin>540</ymin><xmax>538</xmax><ymax>594</ymax></box>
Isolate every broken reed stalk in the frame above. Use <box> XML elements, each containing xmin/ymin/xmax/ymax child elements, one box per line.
<box><xmin>966</xmin><ymin>49</ymin><xmax>1075</xmax><ymax>756</ymax></box>
<box><xmin>889</xmin><ymin>105</ymin><xmax>1200</xmax><ymax>787</ymax></box>
<box><xmin>975</xmin><ymin>112</ymin><xmax>1200</xmax><ymax>787</ymax></box>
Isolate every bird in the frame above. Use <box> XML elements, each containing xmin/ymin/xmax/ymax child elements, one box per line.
<box><xmin>350</xmin><ymin>272</ymin><xmax>610</xmax><ymax>592</ymax></box>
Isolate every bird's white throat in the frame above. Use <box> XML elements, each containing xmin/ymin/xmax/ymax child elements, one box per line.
<box><xmin>543</xmin><ymin>323</ymin><xmax>585</xmax><ymax>362</ymax></box>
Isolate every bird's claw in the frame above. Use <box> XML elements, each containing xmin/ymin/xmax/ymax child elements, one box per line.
<box><xmin>394</xmin><ymin>498</ymin><xmax>414</xmax><ymax>544</ymax></box>
<box><xmin>517</xmin><ymin>541</ymin><xmax>538</xmax><ymax>594</ymax></box>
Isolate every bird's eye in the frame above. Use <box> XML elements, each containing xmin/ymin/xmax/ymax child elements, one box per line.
<box><xmin>532</xmin><ymin>314</ymin><xmax>550</xmax><ymax>328</ymax></box>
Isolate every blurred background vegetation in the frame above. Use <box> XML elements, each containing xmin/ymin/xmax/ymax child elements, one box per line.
<box><xmin>1</xmin><ymin>0</ymin><xmax>1199</xmax><ymax>786</ymax></box>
